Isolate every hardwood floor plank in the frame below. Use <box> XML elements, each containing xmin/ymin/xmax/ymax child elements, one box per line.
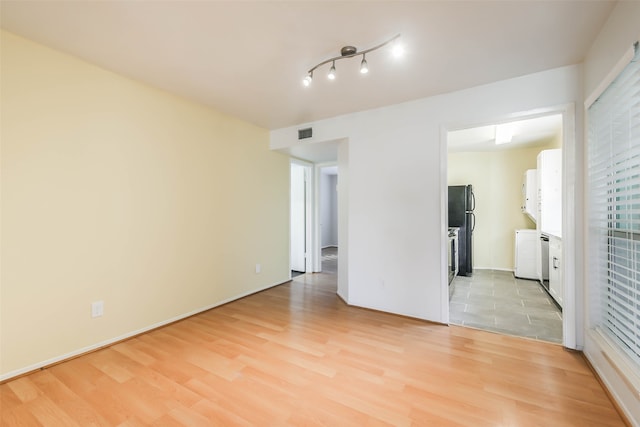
<box><xmin>5</xmin><ymin>377</ymin><xmax>42</xmax><ymax>403</ymax></box>
<box><xmin>184</xmin><ymin>375</ymin><xmax>290</xmax><ymax>425</ymax></box>
<box><xmin>1</xmin><ymin>402</ymin><xmax>44</xmax><ymax>427</ymax></box>
<box><xmin>1</xmin><ymin>271</ymin><xmax>627</xmax><ymax>426</ymax></box>
<box><xmin>24</xmin><ymin>396</ymin><xmax>81</xmax><ymax>427</ymax></box>
<box><xmin>403</xmin><ymin>385</ymin><xmax>502</xmax><ymax>427</ymax></box>
<box><xmin>113</xmin><ymin>416</ymin><xmax>148</xmax><ymax>427</ymax></box>
<box><xmin>82</xmin><ymin>376</ymin><xmax>141</xmax><ymax>425</ymax></box>
<box><xmin>0</xmin><ymin>384</ymin><xmax>23</xmax><ymax>413</ymax></box>
<box><xmin>48</xmin><ymin>358</ymin><xmax>105</xmax><ymax>395</ymax></box>
<box><xmin>189</xmin><ymin>399</ymin><xmax>254</xmax><ymax>427</ymax></box>
<box><xmin>150</xmin><ymin>404</ymin><xmax>212</xmax><ymax>427</ymax></box>
<box><xmin>28</xmin><ymin>371</ymin><xmax>110</xmax><ymax>427</ymax></box>
<box><xmin>110</xmin><ymin>342</ymin><xmax>157</xmax><ymax>367</ymax></box>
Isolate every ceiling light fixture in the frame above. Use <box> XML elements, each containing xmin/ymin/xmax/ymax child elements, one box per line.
<box><xmin>302</xmin><ymin>34</ymin><xmax>401</xmax><ymax>87</ymax></box>
<box><xmin>495</xmin><ymin>123</ymin><xmax>515</xmax><ymax>145</ymax></box>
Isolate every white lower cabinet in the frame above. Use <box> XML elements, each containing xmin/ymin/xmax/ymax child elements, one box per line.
<box><xmin>548</xmin><ymin>235</ymin><xmax>562</xmax><ymax>307</ymax></box>
<box><xmin>515</xmin><ymin>229</ymin><xmax>537</xmax><ymax>280</ymax></box>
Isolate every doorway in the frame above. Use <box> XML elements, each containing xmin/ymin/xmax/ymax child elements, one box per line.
<box><xmin>278</xmin><ymin>137</ymin><xmax>347</xmax><ymax>299</ymax></box>
<box><xmin>446</xmin><ymin>113</ymin><xmax>564</xmax><ymax>344</ymax></box>
<box><xmin>319</xmin><ymin>165</ymin><xmax>338</xmax><ymax>274</ymax></box>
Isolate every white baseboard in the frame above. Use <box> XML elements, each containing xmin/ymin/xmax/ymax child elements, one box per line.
<box><xmin>336</xmin><ymin>290</ymin><xmax>348</xmax><ymax>304</ymax></box>
<box><xmin>474</xmin><ymin>267</ymin><xmax>514</xmax><ymax>273</ymax></box>
<box><xmin>0</xmin><ymin>279</ymin><xmax>288</xmax><ymax>382</ymax></box>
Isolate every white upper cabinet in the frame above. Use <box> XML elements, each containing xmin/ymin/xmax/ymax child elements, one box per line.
<box><xmin>537</xmin><ymin>149</ymin><xmax>562</xmax><ymax>237</ymax></box>
<box><xmin>521</xmin><ymin>169</ymin><xmax>537</xmax><ymax>223</ymax></box>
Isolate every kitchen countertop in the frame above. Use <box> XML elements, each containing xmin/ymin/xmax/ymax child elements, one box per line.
<box><xmin>544</xmin><ymin>230</ymin><xmax>562</xmax><ymax>239</ymax></box>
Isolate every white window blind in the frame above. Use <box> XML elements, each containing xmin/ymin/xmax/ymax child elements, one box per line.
<box><xmin>588</xmin><ymin>42</ymin><xmax>640</xmax><ymax>368</ymax></box>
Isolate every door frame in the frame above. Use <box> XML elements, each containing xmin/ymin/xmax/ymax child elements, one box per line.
<box><xmin>290</xmin><ymin>159</ymin><xmax>314</xmax><ymax>275</ymax></box>
<box><xmin>441</xmin><ymin>103</ymin><xmax>579</xmax><ymax>349</ymax></box>
<box><xmin>314</xmin><ymin>162</ymin><xmax>338</xmax><ymax>273</ymax></box>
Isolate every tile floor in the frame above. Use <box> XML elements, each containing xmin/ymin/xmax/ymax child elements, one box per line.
<box><xmin>449</xmin><ymin>269</ymin><xmax>563</xmax><ymax>344</ymax></box>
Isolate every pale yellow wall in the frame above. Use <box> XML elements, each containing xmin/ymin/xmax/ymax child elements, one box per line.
<box><xmin>448</xmin><ymin>145</ymin><xmax>552</xmax><ymax>270</ymax></box>
<box><xmin>549</xmin><ymin>128</ymin><xmax>563</xmax><ymax>149</ymax></box>
<box><xmin>0</xmin><ymin>31</ymin><xmax>290</xmax><ymax>376</ymax></box>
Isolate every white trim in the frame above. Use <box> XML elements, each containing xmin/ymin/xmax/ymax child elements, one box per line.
<box><xmin>473</xmin><ymin>267</ymin><xmax>514</xmax><ymax>273</ymax></box>
<box><xmin>290</xmin><ymin>159</ymin><xmax>314</xmax><ymax>274</ymax></box>
<box><xmin>560</xmin><ymin>103</ymin><xmax>579</xmax><ymax>350</ymax></box>
<box><xmin>585</xmin><ymin>43</ymin><xmax>636</xmax><ymax>109</ymax></box>
<box><xmin>585</xmin><ymin>329</ymin><xmax>640</xmax><ymax>425</ymax></box>
<box><xmin>589</xmin><ymin>329</ymin><xmax>640</xmax><ymax>399</ymax></box>
<box><xmin>304</xmin><ymin>165</ymin><xmax>313</xmax><ymax>273</ymax></box>
<box><xmin>0</xmin><ymin>280</ymin><xmax>288</xmax><ymax>382</ymax></box>
<box><xmin>336</xmin><ymin>290</ymin><xmax>348</xmax><ymax>304</ymax></box>
<box><xmin>440</xmin><ymin>125</ymin><xmax>449</xmax><ymax>324</ymax></box>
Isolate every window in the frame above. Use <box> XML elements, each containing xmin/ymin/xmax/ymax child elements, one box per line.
<box><xmin>588</xmin><ymin>43</ymin><xmax>640</xmax><ymax>368</ymax></box>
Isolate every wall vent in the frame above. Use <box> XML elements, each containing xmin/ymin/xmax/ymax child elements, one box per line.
<box><xmin>298</xmin><ymin>127</ymin><xmax>313</xmax><ymax>140</ymax></box>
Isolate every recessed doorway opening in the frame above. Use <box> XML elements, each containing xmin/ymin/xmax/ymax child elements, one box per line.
<box><xmin>446</xmin><ymin>113</ymin><xmax>565</xmax><ymax>344</ymax></box>
<box><xmin>319</xmin><ymin>165</ymin><xmax>338</xmax><ymax>275</ymax></box>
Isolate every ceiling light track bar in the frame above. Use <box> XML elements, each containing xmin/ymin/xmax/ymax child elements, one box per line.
<box><xmin>306</xmin><ymin>34</ymin><xmax>401</xmax><ymax>75</ymax></box>
<box><xmin>302</xmin><ymin>34</ymin><xmax>402</xmax><ymax>86</ymax></box>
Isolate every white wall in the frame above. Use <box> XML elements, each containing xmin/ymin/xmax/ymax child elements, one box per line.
<box><xmin>272</xmin><ymin>65</ymin><xmax>581</xmax><ymax>323</ymax></box>
<box><xmin>582</xmin><ymin>2</ymin><xmax>640</xmax><ymax>425</ymax></box>
<box><xmin>330</xmin><ymin>175</ymin><xmax>338</xmax><ymax>245</ymax></box>
<box><xmin>337</xmin><ymin>142</ymin><xmax>349</xmax><ymax>301</ymax></box>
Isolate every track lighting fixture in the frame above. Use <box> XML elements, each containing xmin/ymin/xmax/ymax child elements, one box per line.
<box><xmin>302</xmin><ymin>34</ymin><xmax>402</xmax><ymax>87</ymax></box>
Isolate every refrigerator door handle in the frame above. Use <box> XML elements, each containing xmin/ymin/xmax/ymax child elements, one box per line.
<box><xmin>471</xmin><ymin>212</ymin><xmax>476</xmax><ymax>232</ymax></box>
<box><xmin>470</xmin><ymin>190</ymin><xmax>476</xmax><ymax>211</ymax></box>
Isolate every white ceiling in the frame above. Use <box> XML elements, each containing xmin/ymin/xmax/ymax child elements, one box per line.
<box><xmin>448</xmin><ymin>114</ymin><xmax>563</xmax><ymax>152</ymax></box>
<box><xmin>1</xmin><ymin>1</ymin><xmax>615</xmax><ymax>130</ymax></box>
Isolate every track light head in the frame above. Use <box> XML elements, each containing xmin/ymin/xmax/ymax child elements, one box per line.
<box><xmin>392</xmin><ymin>41</ymin><xmax>405</xmax><ymax>58</ymax></box>
<box><xmin>328</xmin><ymin>61</ymin><xmax>336</xmax><ymax>80</ymax></box>
<box><xmin>302</xmin><ymin>71</ymin><xmax>313</xmax><ymax>87</ymax></box>
<box><xmin>360</xmin><ymin>54</ymin><xmax>369</xmax><ymax>74</ymax></box>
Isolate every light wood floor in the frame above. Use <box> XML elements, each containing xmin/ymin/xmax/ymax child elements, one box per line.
<box><xmin>1</xmin><ymin>271</ymin><xmax>626</xmax><ymax>426</ymax></box>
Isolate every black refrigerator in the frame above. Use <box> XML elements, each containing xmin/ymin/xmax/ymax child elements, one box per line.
<box><xmin>448</xmin><ymin>185</ymin><xmax>475</xmax><ymax>276</ymax></box>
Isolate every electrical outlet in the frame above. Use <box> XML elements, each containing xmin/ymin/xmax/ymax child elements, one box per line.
<box><xmin>91</xmin><ymin>301</ymin><xmax>104</xmax><ymax>318</ymax></box>
<box><xmin>255</xmin><ymin>264</ymin><xmax>261</xmax><ymax>274</ymax></box>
